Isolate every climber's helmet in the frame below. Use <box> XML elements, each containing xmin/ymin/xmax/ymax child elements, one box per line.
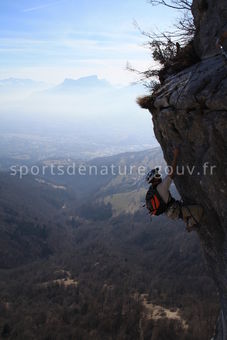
<box><xmin>146</xmin><ymin>168</ymin><xmax>162</xmax><ymax>184</ymax></box>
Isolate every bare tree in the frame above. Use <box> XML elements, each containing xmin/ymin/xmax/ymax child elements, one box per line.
<box><xmin>148</xmin><ymin>0</ymin><xmax>192</xmax><ymax>11</ymax></box>
<box><xmin>148</xmin><ymin>0</ymin><xmax>194</xmax><ymax>42</ymax></box>
<box><xmin>128</xmin><ymin>0</ymin><xmax>197</xmax><ymax>89</ymax></box>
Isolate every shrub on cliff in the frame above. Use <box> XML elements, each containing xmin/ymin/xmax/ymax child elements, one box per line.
<box><xmin>130</xmin><ymin>0</ymin><xmax>201</xmax><ymax>90</ymax></box>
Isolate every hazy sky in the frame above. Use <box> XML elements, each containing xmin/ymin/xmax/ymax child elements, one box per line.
<box><xmin>0</xmin><ymin>0</ymin><xmax>178</xmax><ymax>85</ymax></box>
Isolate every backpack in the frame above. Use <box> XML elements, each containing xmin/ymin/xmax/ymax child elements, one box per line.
<box><xmin>145</xmin><ymin>185</ymin><xmax>170</xmax><ymax>216</ymax></box>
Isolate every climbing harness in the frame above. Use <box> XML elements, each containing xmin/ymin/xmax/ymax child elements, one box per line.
<box><xmin>145</xmin><ymin>186</ymin><xmax>167</xmax><ymax>216</ymax></box>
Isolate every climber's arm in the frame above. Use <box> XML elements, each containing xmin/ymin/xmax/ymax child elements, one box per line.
<box><xmin>169</xmin><ymin>147</ymin><xmax>179</xmax><ymax>179</ymax></box>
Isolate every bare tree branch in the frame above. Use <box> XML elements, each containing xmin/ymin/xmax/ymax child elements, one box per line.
<box><xmin>148</xmin><ymin>0</ymin><xmax>192</xmax><ymax>10</ymax></box>
<box><xmin>129</xmin><ymin>0</ymin><xmax>197</xmax><ymax>89</ymax></box>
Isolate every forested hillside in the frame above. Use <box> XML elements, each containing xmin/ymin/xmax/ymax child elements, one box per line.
<box><xmin>0</xmin><ymin>149</ymin><xmax>219</xmax><ymax>339</ymax></box>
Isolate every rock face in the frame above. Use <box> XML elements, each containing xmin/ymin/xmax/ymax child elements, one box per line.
<box><xmin>192</xmin><ymin>0</ymin><xmax>227</xmax><ymax>58</ymax></box>
<box><xmin>142</xmin><ymin>1</ymin><xmax>227</xmax><ymax>338</ymax></box>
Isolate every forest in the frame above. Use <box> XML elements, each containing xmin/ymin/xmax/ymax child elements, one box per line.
<box><xmin>0</xmin><ymin>149</ymin><xmax>219</xmax><ymax>339</ymax></box>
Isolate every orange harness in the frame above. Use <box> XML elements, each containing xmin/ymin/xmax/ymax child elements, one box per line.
<box><xmin>150</xmin><ymin>194</ymin><xmax>161</xmax><ymax>215</ymax></box>
<box><xmin>146</xmin><ymin>185</ymin><xmax>174</xmax><ymax>216</ymax></box>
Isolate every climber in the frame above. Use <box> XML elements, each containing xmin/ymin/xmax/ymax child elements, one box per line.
<box><xmin>145</xmin><ymin>148</ymin><xmax>204</xmax><ymax>232</ymax></box>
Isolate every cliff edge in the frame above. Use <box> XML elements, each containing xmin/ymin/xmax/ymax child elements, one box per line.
<box><xmin>141</xmin><ymin>0</ymin><xmax>227</xmax><ymax>338</ymax></box>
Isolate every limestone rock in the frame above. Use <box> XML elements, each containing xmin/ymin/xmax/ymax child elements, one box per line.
<box><xmin>192</xmin><ymin>0</ymin><xmax>227</xmax><ymax>58</ymax></box>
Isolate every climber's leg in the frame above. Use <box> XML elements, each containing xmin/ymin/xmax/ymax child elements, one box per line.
<box><xmin>166</xmin><ymin>201</ymin><xmax>181</xmax><ymax>220</ymax></box>
<box><xmin>166</xmin><ymin>202</ymin><xmax>204</xmax><ymax>232</ymax></box>
<box><xmin>181</xmin><ymin>205</ymin><xmax>204</xmax><ymax>232</ymax></box>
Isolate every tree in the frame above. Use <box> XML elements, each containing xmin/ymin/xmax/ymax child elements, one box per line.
<box><xmin>129</xmin><ymin>0</ymin><xmax>198</xmax><ymax>89</ymax></box>
<box><xmin>148</xmin><ymin>0</ymin><xmax>191</xmax><ymax>10</ymax></box>
<box><xmin>149</xmin><ymin>0</ymin><xmax>194</xmax><ymax>41</ymax></box>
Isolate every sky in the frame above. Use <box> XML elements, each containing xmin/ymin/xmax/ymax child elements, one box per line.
<box><xmin>0</xmin><ymin>0</ymin><xmax>179</xmax><ymax>85</ymax></box>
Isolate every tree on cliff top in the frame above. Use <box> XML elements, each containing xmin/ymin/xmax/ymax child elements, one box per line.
<box><xmin>149</xmin><ymin>0</ymin><xmax>194</xmax><ymax>42</ymax></box>
<box><xmin>129</xmin><ymin>0</ymin><xmax>200</xmax><ymax>89</ymax></box>
<box><xmin>149</xmin><ymin>0</ymin><xmax>191</xmax><ymax>10</ymax></box>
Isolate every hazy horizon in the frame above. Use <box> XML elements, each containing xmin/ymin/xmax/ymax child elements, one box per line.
<box><xmin>0</xmin><ymin>0</ymin><xmax>178</xmax><ymax>161</ymax></box>
<box><xmin>0</xmin><ymin>74</ymin><xmax>159</xmax><ymax>161</ymax></box>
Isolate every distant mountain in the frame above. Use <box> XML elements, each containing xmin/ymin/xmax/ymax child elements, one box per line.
<box><xmin>0</xmin><ymin>75</ymin><xmax>155</xmax><ymax>157</ymax></box>
<box><xmin>48</xmin><ymin>75</ymin><xmax>112</xmax><ymax>94</ymax></box>
<box><xmin>0</xmin><ymin>78</ymin><xmax>47</xmax><ymax>92</ymax></box>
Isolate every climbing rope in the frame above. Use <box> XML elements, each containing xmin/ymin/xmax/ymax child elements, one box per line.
<box><xmin>220</xmin><ymin>45</ymin><xmax>227</xmax><ymax>63</ymax></box>
<box><xmin>216</xmin><ymin>32</ymin><xmax>227</xmax><ymax>64</ymax></box>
